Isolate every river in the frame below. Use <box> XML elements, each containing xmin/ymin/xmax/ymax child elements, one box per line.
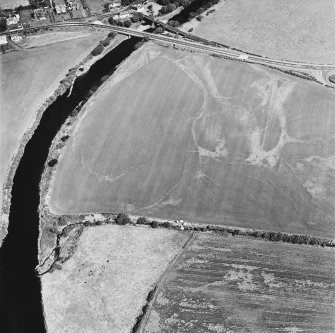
<box><xmin>0</xmin><ymin>36</ymin><xmax>140</xmax><ymax>333</ymax></box>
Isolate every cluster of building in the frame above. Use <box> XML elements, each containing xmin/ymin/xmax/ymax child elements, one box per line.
<box><xmin>112</xmin><ymin>10</ymin><xmax>131</xmax><ymax>21</ymax></box>
<box><xmin>33</xmin><ymin>8</ymin><xmax>49</xmax><ymax>20</ymax></box>
<box><xmin>108</xmin><ymin>0</ymin><xmax>122</xmax><ymax>10</ymax></box>
<box><xmin>112</xmin><ymin>3</ymin><xmax>144</xmax><ymax>22</ymax></box>
<box><xmin>6</xmin><ymin>14</ymin><xmax>23</xmax><ymax>31</ymax></box>
<box><xmin>55</xmin><ymin>1</ymin><xmax>80</xmax><ymax>14</ymax></box>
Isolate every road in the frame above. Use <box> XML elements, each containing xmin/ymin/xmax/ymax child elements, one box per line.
<box><xmin>3</xmin><ymin>22</ymin><xmax>335</xmax><ymax>71</ymax></box>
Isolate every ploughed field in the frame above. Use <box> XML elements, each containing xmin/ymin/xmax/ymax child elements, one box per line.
<box><xmin>49</xmin><ymin>44</ymin><xmax>335</xmax><ymax>237</ymax></box>
<box><xmin>144</xmin><ymin>233</ymin><xmax>335</xmax><ymax>332</ymax></box>
<box><xmin>191</xmin><ymin>0</ymin><xmax>335</xmax><ymax>64</ymax></box>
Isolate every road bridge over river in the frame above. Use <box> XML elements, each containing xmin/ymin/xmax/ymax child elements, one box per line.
<box><xmin>2</xmin><ymin>22</ymin><xmax>335</xmax><ymax>71</ymax></box>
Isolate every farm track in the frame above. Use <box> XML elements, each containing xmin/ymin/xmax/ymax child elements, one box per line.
<box><xmin>3</xmin><ymin>22</ymin><xmax>335</xmax><ymax>71</ymax></box>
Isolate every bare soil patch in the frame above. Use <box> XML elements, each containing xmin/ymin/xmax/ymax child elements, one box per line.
<box><xmin>41</xmin><ymin>224</ymin><xmax>189</xmax><ymax>333</ymax></box>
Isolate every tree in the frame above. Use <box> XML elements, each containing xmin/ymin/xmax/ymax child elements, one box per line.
<box><xmin>131</xmin><ymin>14</ymin><xmax>139</xmax><ymax>23</ymax></box>
<box><xmin>108</xmin><ymin>17</ymin><xmax>115</xmax><ymax>25</ymax></box>
<box><xmin>148</xmin><ymin>4</ymin><xmax>153</xmax><ymax>10</ymax></box>
<box><xmin>168</xmin><ymin>20</ymin><xmax>180</xmax><ymax>27</ymax></box>
<box><xmin>137</xmin><ymin>216</ymin><xmax>148</xmax><ymax>224</ymax></box>
<box><xmin>0</xmin><ymin>18</ymin><xmax>7</xmax><ymax>32</ymax></box>
<box><xmin>196</xmin><ymin>7</ymin><xmax>204</xmax><ymax>15</ymax></box>
<box><xmin>180</xmin><ymin>0</ymin><xmax>190</xmax><ymax>7</ymax></box>
<box><xmin>108</xmin><ymin>31</ymin><xmax>117</xmax><ymax>38</ymax></box>
<box><xmin>115</xmin><ymin>213</ymin><xmax>131</xmax><ymax>225</ymax></box>
<box><xmin>159</xmin><ymin>6</ymin><xmax>168</xmax><ymax>14</ymax></box>
<box><xmin>156</xmin><ymin>26</ymin><xmax>164</xmax><ymax>33</ymax></box>
<box><xmin>167</xmin><ymin>3</ymin><xmax>176</xmax><ymax>11</ymax></box>
<box><xmin>91</xmin><ymin>44</ymin><xmax>104</xmax><ymax>56</ymax></box>
<box><xmin>101</xmin><ymin>37</ymin><xmax>111</xmax><ymax>46</ymax></box>
<box><xmin>123</xmin><ymin>19</ymin><xmax>131</xmax><ymax>28</ymax></box>
<box><xmin>189</xmin><ymin>11</ymin><xmax>196</xmax><ymax>19</ymax></box>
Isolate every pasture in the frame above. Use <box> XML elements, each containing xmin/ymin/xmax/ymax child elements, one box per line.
<box><xmin>144</xmin><ymin>233</ymin><xmax>335</xmax><ymax>332</ymax></box>
<box><xmin>48</xmin><ymin>44</ymin><xmax>335</xmax><ymax>237</ymax></box>
<box><xmin>85</xmin><ymin>0</ymin><xmax>106</xmax><ymax>13</ymax></box>
<box><xmin>41</xmin><ymin>224</ymin><xmax>189</xmax><ymax>332</ymax></box>
<box><xmin>0</xmin><ymin>32</ymin><xmax>104</xmax><ymax>242</ymax></box>
<box><xmin>0</xmin><ymin>0</ymin><xmax>29</xmax><ymax>9</ymax></box>
<box><xmin>192</xmin><ymin>0</ymin><xmax>335</xmax><ymax>64</ymax></box>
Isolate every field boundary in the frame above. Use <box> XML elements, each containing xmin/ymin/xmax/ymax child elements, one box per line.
<box><xmin>36</xmin><ymin>210</ymin><xmax>335</xmax><ymax>276</ymax></box>
<box><xmin>131</xmin><ymin>231</ymin><xmax>195</xmax><ymax>333</ymax></box>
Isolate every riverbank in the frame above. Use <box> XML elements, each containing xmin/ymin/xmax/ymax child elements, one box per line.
<box><xmin>0</xmin><ymin>31</ymin><xmax>126</xmax><ymax>247</ymax></box>
<box><xmin>0</xmin><ymin>33</ymin><xmax>136</xmax><ymax>332</ymax></box>
<box><xmin>38</xmin><ymin>40</ymin><xmax>150</xmax><ymax>266</ymax></box>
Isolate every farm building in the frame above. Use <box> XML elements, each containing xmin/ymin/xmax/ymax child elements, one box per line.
<box><xmin>132</xmin><ymin>4</ymin><xmax>144</xmax><ymax>12</ymax></box>
<box><xmin>112</xmin><ymin>10</ymin><xmax>132</xmax><ymax>21</ymax></box>
<box><xmin>11</xmin><ymin>35</ymin><xmax>23</xmax><ymax>42</ymax></box>
<box><xmin>6</xmin><ymin>15</ymin><xmax>23</xmax><ymax>30</ymax></box>
<box><xmin>34</xmin><ymin>8</ymin><xmax>48</xmax><ymax>20</ymax></box>
<box><xmin>109</xmin><ymin>2</ymin><xmax>121</xmax><ymax>10</ymax></box>
<box><xmin>6</xmin><ymin>15</ymin><xmax>20</xmax><ymax>26</ymax></box>
<box><xmin>55</xmin><ymin>4</ymin><xmax>67</xmax><ymax>14</ymax></box>
<box><xmin>119</xmin><ymin>11</ymin><xmax>131</xmax><ymax>19</ymax></box>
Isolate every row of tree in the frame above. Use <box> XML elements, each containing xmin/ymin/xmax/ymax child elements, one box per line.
<box><xmin>91</xmin><ymin>32</ymin><xmax>117</xmax><ymax>56</ymax></box>
<box><xmin>187</xmin><ymin>0</ymin><xmax>219</xmax><ymax>20</ymax></box>
<box><xmin>157</xmin><ymin>0</ymin><xmax>192</xmax><ymax>7</ymax></box>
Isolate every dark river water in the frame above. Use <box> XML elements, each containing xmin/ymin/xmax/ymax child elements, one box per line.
<box><xmin>0</xmin><ymin>36</ymin><xmax>139</xmax><ymax>333</ymax></box>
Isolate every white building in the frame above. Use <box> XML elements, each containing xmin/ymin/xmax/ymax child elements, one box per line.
<box><xmin>119</xmin><ymin>11</ymin><xmax>131</xmax><ymax>19</ymax></box>
<box><xmin>6</xmin><ymin>14</ymin><xmax>20</xmax><ymax>26</ymax></box>
<box><xmin>239</xmin><ymin>54</ymin><xmax>249</xmax><ymax>60</ymax></box>
<box><xmin>109</xmin><ymin>2</ymin><xmax>121</xmax><ymax>10</ymax></box>
<box><xmin>12</xmin><ymin>35</ymin><xmax>23</xmax><ymax>42</ymax></box>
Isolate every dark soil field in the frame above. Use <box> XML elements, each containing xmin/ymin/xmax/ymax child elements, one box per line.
<box><xmin>48</xmin><ymin>44</ymin><xmax>335</xmax><ymax>237</ymax></box>
<box><xmin>144</xmin><ymin>233</ymin><xmax>335</xmax><ymax>332</ymax></box>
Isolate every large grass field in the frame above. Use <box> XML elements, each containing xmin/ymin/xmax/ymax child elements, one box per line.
<box><xmin>85</xmin><ymin>0</ymin><xmax>106</xmax><ymax>14</ymax></box>
<box><xmin>192</xmin><ymin>0</ymin><xmax>335</xmax><ymax>64</ymax></box>
<box><xmin>144</xmin><ymin>233</ymin><xmax>335</xmax><ymax>332</ymax></box>
<box><xmin>0</xmin><ymin>0</ymin><xmax>29</xmax><ymax>9</ymax></box>
<box><xmin>42</xmin><ymin>224</ymin><xmax>189</xmax><ymax>332</ymax></box>
<box><xmin>0</xmin><ymin>32</ymin><xmax>104</xmax><ymax>242</ymax></box>
<box><xmin>48</xmin><ymin>44</ymin><xmax>335</xmax><ymax>237</ymax></box>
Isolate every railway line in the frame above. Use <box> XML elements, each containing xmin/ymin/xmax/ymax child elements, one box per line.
<box><xmin>3</xmin><ymin>21</ymin><xmax>335</xmax><ymax>71</ymax></box>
